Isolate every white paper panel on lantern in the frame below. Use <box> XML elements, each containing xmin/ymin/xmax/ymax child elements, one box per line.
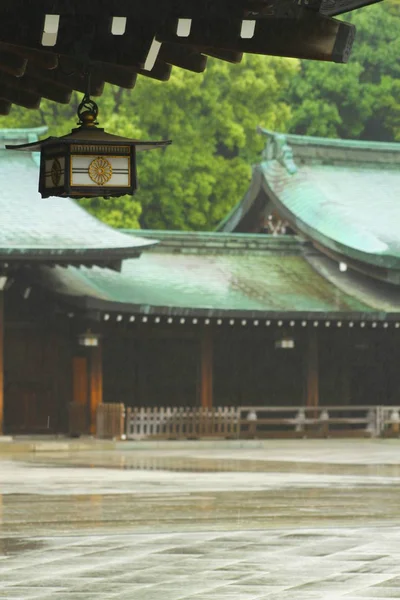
<box><xmin>45</xmin><ymin>156</ymin><xmax>65</xmax><ymax>188</ymax></box>
<box><xmin>70</xmin><ymin>155</ymin><xmax>130</xmax><ymax>187</ymax></box>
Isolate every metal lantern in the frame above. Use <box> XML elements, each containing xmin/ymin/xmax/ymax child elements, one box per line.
<box><xmin>78</xmin><ymin>330</ymin><xmax>101</xmax><ymax>347</ymax></box>
<box><xmin>6</xmin><ymin>90</ymin><xmax>171</xmax><ymax>199</ymax></box>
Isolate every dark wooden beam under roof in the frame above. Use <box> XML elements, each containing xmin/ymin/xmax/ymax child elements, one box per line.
<box><xmin>0</xmin><ymin>43</ymin><xmax>58</xmax><ymax>70</ymax></box>
<box><xmin>0</xmin><ymin>85</ymin><xmax>41</xmax><ymax>109</ymax></box>
<box><xmin>0</xmin><ymin>71</ymin><xmax>71</xmax><ymax>104</ymax></box>
<box><xmin>159</xmin><ymin>43</ymin><xmax>207</xmax><ymax>73</ymax></box>
<box><xmin>0</xmin><ymin>99</ymin><xmax>11</xmax><ymax>116</ymax></box>
<box><xmin>320</xmin><ymin>0</ymin><xmax>383</xmax><ymax>16</ymax></box>
<box><xmin>138</xmin><ymin>61</ymin><xmax>172</xmax><ymax>82</ymax></box>
<box><xmin>157</xmin><ymin>11</ymin><xmax>355</xmax><ymax>63</ymax></box>
<box><xmin>0</xmin><ymin>0</ymin><xmax>383</xmax><ymax>113</ymax></box>
<box><xmin>0</xmin><ymin>49</ymin><xmax>27</xmax><ymax>77</ymax></box>
<box><xmin>203</xmin><ymin>50</ymin><xmax>243</xmax><ymax>64</ymax></box>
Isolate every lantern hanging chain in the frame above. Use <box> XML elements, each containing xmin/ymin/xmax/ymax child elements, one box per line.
<box><xmin>77</xmin><ymin>69</ymin><xmax>99</xmax><ymax>127</ymax></box>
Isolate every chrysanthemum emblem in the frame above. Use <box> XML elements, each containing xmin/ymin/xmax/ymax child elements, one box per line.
<box><xmin>51</xmin><ymin>158</ymin><xmax>62</xmax><ymax>186</ymax></box>
<box><xmin>88</xmin><ymin>157</ymin><xmax>113</xmax><ymax>185</ymax></box>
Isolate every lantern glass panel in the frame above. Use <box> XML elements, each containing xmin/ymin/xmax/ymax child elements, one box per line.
<box><xmin>43</xmin><ymin>152</ymin><xmax>66</xmax><ymax>191</ymax></box>
<box><xmin>70</xmin><ymin>155</ymin><xmax>130</xmax><ymax>187</ymax></box>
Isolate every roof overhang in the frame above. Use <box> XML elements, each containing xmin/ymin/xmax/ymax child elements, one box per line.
<box><xmin>0</xmin><ymin>0</ymin><xmax>382</xmax><ymax>114</ymax></box>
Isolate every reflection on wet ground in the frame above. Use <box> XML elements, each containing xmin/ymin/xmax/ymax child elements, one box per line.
<box><xmin>20</xmin><ymin>453</ymin><xmax>400</xmax><ymax>477</ymax></box>
<box><xmin>1</xmin><ymin>441</ymin><xmax>400</xmax><ymax>598</ymax></box>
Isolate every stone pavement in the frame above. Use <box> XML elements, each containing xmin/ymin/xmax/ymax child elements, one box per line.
<box><xmin>1</xmin><ymin>440</ymin><xmax>400</xmax><ymax>599</ymax></box>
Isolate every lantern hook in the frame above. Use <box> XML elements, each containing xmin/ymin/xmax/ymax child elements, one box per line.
<box><xmin>77</xmin><ymin>70</ymin><xmax>99</xmax><ymax>128</ymax></box>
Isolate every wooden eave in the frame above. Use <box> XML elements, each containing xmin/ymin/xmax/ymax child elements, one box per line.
<box><xmin>0</xmin><ymin>0</ymin><xmax>382</xmax><ymax>113</ymax></box>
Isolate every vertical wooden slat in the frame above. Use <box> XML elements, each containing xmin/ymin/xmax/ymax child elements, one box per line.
<box><xmin>89</xmin><ymin>344</ymin><xmax>103</xmax><ymax>435</ymax></box>
<box><xmin>306</xmin><ymin>329</ymin><xmax>319</xmax><ymax>410</ymax></box>
<box><xmin>0</xmin><ymin>292</ymin><xmax>4</xmax><ymax>435</ymax></box>
<box><xmin>200</xmin><ymin>328</ymin><xmax>213</xmax><ymax>409</ymax></box>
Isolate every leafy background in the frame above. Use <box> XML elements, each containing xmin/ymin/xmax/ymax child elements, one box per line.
<box><xmin>1</xmin><ymin>1</ymin><xmax>398</xmax><ymax>230</ymax></box>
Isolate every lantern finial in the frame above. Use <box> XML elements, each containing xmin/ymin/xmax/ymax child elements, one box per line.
<box><xmin>76</xmin><ymin>71</ymin><xmax>99</xmax><ymax>128</ymax></box>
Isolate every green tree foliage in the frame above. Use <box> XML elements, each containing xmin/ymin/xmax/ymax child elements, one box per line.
<box><xmin>0</xmin><ymin>56</ymin><xmax>297</xmax><ymax>230</ymax></box>
<box><xmin>288</xmin><ymin>2</ymin><xmax>400</xmax><ymax>141</ymax></box>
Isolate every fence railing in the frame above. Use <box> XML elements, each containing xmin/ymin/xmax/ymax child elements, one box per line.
<box><xmin>126</xmin><ymin>406</ymin><xmax>239</xmax><ymax>440</ymax></box>
<box><xmin>121</xmin><ymin>405</ymin><xmax>400</xmax><ymax>440</ymax></box>
<box><xmin>237</xmin><ymin>406</ymin><xmax>380</xmax><ymax>438</ymax></box>
<box><xmin>379</xmin><ymin>406</ymin><xmax>400</xmax><ymax>437</ymax></box>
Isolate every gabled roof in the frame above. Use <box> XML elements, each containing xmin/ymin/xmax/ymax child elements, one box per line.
<box><xmin>222</xmin><ymin>129</ymin><xmax>400</xmax><ymax>285</ymax></box>
<box><xmin>0</xmin><ymin>0</ymin><xmax>381</xmax><ymax>114</ymax></box>
<box><xmin>0</xmin><ymin>128</ymin><xmax>155</xmax><ymax>270</ymax></box>
<box><xmin>34</xmin><ymin>230</ymin><xmax>400</xmax><ymax>320</ymax></box>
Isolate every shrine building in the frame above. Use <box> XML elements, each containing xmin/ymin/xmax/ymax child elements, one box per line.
<box><xmin>1</xmin><ymin>126</ymin><xmax>400</xmax><ymax>435</ymax></box>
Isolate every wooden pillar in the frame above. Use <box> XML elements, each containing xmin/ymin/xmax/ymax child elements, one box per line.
<box><xmin>306</xmin><ymin>329</ymin><xmax>319</xmax><ymax>409</ymax></box>
<box><xmin>89</xmin><ymin>343</ymin><xmax>103</xmax><ymax>434</ymax></box>
<box><xmin>0</xmin><ymin>292</ymin><xmax>4</xmax><ymax>435</ymax></box>
<box><xmin>200</xmin><ymin>328</ymin><xmax>213</xmax><ymax>409</ymax></box>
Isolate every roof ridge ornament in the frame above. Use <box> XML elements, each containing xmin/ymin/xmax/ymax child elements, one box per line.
<box><xmin>258</xmin><ymin>127</ymin><xmax>297</xmax><ymax>175</ymax></box>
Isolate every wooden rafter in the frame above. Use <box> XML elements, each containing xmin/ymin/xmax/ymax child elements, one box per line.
<box><xmin>0</xmin><ymin>0</ymin><xmax>382</xmax><ymax>112</ymax></box>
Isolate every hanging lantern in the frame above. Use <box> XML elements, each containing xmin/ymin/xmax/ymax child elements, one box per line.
<box><xmin>6</xmin><ymin>84</ymin><xmax>171</xmax><ymax>199</ymax></box>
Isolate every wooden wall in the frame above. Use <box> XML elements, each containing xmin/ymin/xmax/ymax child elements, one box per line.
<box><xmin>4</xmin><ymin>324</ymin><xmax>72</xmax><ymax>433</ymax></box>
<box><xmin>103</xmin><ymin>333</ymin><xmax>199</xmax><ymax>407</ymax></box>
<box><xmin>213</xmin><ymin>331</ymin><xmax>305</xmax><ymax>406</ymax></box>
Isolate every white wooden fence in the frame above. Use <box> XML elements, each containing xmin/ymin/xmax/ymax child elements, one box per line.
<box><xmin>122</xmin><ymin>405</ymin><xmax>400</xmax><ymax>440</ymax></box>
<box><xmin>126</xmin><ymin>406</ymin><xmax>239</xmax><ymax>440</ymax></box>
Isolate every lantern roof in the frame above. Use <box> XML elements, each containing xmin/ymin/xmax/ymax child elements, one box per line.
<box><xmin>6</xmin><ymin>124</ymin><xmax>172</xmax><ymax>153</ymax></box>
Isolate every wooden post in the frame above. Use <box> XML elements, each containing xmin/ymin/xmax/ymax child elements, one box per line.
<box><xmin>89</xmin><ymin>343</ymin><xmax>103</xmax><ymax>435</ymax></box>
<box><xmin>200</xmin><ymin>328</ymin><xmax>213</xmax><ymax>409</ymax></box>
<box><xmin>0</xmin><ymin>292</ymin><xmax>4</xmax><ymax>435</ymax></box>
<box><xmin>306</xmin><ymin>329</ymin><xmax>319</xmax><ymax>410</ymax></box>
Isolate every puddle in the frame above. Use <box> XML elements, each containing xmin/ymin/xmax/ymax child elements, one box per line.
<box><xmin>0</xmin><ymin>537</ymin><xmax>44</xmax><ymax>555</ymax></box>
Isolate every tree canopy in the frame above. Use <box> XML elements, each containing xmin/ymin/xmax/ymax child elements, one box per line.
<box><xmin>287</xmin><ymin>2</ymin><xmax>400</xmax><ymax>141</ymax></box>
<box><xmin>0</xmin><ymin>2</ymin><xmax>398</xmax><ymax>230</ymax></box>
<box><xmin>0</xmin><ymin>56</ymin><xmax>297</xmax><ymax>230</ymax></box>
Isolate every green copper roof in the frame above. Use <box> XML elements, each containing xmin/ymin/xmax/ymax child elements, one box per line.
<box><xmin>36</xmin><ymin>232</ymin><xmax>394</xmax><ymax>318</ymax></box>
<box><xmin>0</xmin><ymin>129</ymin><xmax>155</xmax><ymax>268</ymax></box>
<box><xmin>243</xmin><ymin>129</ymin><xmax>400</xmax><ymax>281</ymax></box>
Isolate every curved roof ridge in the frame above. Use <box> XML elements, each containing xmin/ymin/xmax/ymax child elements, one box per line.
<box><xmin>258</xmin><ymin>127</ymin><xmax>400</xmax><ymax>155</ymax></box>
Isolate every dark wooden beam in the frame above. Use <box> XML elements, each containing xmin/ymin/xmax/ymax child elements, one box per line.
<box><xmin>0</xmin><ymin>49</ymin><xmax>27</xmax><ymax>77</ymax></box>
<box><xmin>54</xmin><ymin>16</ymin><xmax>158</xmax><ymax>68</ymax></box>
<box><xmin>321</xmin><ymin>0</ymin><xmax>382</xmax><ymax>16</ymax></box>
<box><xmin>0</xmin><ymin>0</ymin><xmax>245</xmax><ymax>19</ymax></box>
<box><xmin>0</xmin><ymin>43</ymin><xmax>58</xmax><ymax>70</ymax></box>
<box><xmin>138</xmin><ymin>60</ymin><xmax>172</xmax><ymax>81</ymax></box>
<box><xmin>0</xmin><ymin>85</ymin><xmax>40</xmax><ymax>109</ymax></box>
<box><xmin>0</xmin><ymin>72</ymin><xmax>71</xmax><ymax>104</ymax></box>
<box><xmin>200</xmin><ymin>328</ymin><xmax>213</xmax><ymax>409</ymax></box>
<box><xmin>27</xmin><ymin>62</ymin><xmax>104</xmax><ymax>96</ymax></box>
<box><xmin>159</xmin><ymin>43</ymin><xmax>207</xmax><ymax>73</ymax></box>
<box><xmin>203</xmin><ymin>49</ymin><xmax>243</xmax><ymax>63</ymax></box>
<box><xmin>0</xmin><ymin>99</ymin><xmax>11</xmax><ymax>115</ymax></box>
<box><xmin>93</xmin><ymin>62</ymin><xmax>137</xmax><ymax>89</ymax></box>
<box><xmin>158</xmin><ymin>11</ymin><xmax>355</xmax><ymax>63</ymax></box>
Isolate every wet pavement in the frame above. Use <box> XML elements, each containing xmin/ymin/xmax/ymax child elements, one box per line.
<box><xmin>1</xmin><ymin>440</ymin><xmax>400</xmax><ymax>598</ymax></box>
